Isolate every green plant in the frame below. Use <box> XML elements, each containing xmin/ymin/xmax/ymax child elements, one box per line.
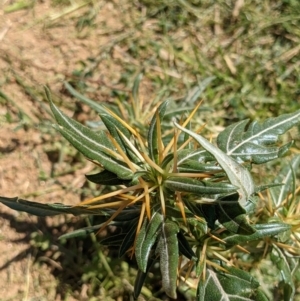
<box><xmin>1</xmin><ymin>82</ymin><xmax>300</xmax><ymax>300</ymax></box>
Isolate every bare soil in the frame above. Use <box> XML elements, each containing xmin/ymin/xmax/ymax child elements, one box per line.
<box><xmin>0</xmin><ymin>2</ymin><xmax>123</xmax><ymax>300</ymax></box>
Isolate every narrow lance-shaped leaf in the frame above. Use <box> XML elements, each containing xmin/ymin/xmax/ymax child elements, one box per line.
<box><xmin>271</xmin><ymin>245</ymin><xmax>295</xmax><ymax>301</ymax></box>
<box><xmin>46</xmin><ymin>87</ymin><xmax>113</xmax><ymax>151</ymax></box>
<box><xmin>53</xmin><ymin>124</ymin><xmax>133</xmax><ymax>179</ymax></box>
<box><xmin>175</xmin><ymin>122</ymin><xmax>255</xmax><ymax>207</ymax></box>
<box><xmin>224</xmin><ymin>222</ymin><xmax>291</xmax><ymax>245</ymax></box>
<box><xmin>135</xmin><ymin>212</ymin><xmax>163</xmax><ymax>272</ymax></box>
<box><xmin>0</xmin><ymin>196</ymin><xmax>104</xmax><ymax>216</ymax></box>
<box><xmin>119</xmin><ymin>219</ymin><xmax>139</xmax><ymax>257</ymax></box>
<box><xmin>64</xmin><ymin>82</ymin><xmax>106</xmax><ymax>114</ymax></box>
<box><xmin>100</xmin><ymin>233</ymin><xmax>128</xmax><ymax>246</ymax></box>
<box><xmin>99</xmin><ymin>113</ymin><xmax>131</xmax><ymax>153</ymax></box>
<box><xmin>156</xmin><ymin>221</ymin><xmax>180</xmax><ymax>299</ymax></box>
<box><xmin>178</xmin><ymin>160</ymin><xmax>222</xmax><ymax>173</ymax></box>
<box><xmin>148</xmin><ymin>101</ymin><xmax>169</xmax><ymax>163</ymax></box>
<box><xmin>197</xmin><ymin>266</ymin><xmax>261</xmax><ymax>301</ymax></box>
<box><xmin>269</xmin><ymin>154</ymin><xmax>300</xmax><ymax>207</ymax></box>
<box><xmin>132</xmin><ymin>72</ymin><xmax>143</xmax><ymax>103</ymax></box>
<box><xmin>165</xmin><ymin>176</ymin><xmax>237</xmax><ymax>196</ymax></box>
<box><xmin>85</xmin><ymin>170</ymin><xmax>132</xmax><ymax>186</ymax></box>
<box><xmin>177</xmin><ymin>230</ymin><xmax>197</xmax><ymax>261</ymax></box>
<box><xmin>105</xmin><ymin>208</ymin><xmax>141</xmax><ymax>221</ymax></box>
<box><xmin>99</xmin><ymin>114</ymin><xmax>142</xmax><ymax>164</ymax></box>
<box><xmin>217</xmin><ymin>109</ymin><xmax>300</xmax><ymax>164</ymax></box>
<box><xmin>134</xmin><ymin>256</ymin><xmax>156</xmax><ymax>300</ymax></box>
<box><xmin>59</xmin><ymin>224</ymin><xmax>104</xmax><ymax>240</ymax></box>
<box><xmin>184</xmin><ymin>77</ymin><xmax>215</xmax><ymax>105</ymax></box>
<box><xmin>46</xmin><ymin>88</ymin><xmax>133</xmax><ymax>179</ymax></box>
<box><xmin>59</xmin><ymin>221</ymin><xmax>130</xmax><ymax>240</ymax></box>
<box><xmin>223</xmin><ymin>214</ymin><xmax>254</xmax><ymax>235</ymax></box>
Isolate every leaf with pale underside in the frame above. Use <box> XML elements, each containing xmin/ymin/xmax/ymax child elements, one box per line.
<box><xmin>165</xmin><ymin>177</ymin><xmax>237</xmax><ymax>196</ymax></box>
<box><xmin>217</xmin><ymin>110</ymin><xmax>300</xmax><ymax>164</ymax></box>
<box><xmin>135</xmin><ymin>212</ymin><xmax>163</xmax><ymax>272</ymax></box>
<box><xmin>197</xmin><ymin>266</ymin><xmax>268</xmax><ymax>301</ymax></box>
<box><xmin>155</xmin><ymin>221</ymin><xmax>179</xmax><ymax>299</ymax></box>
<box><xmin>178</xmin><ymin>160</ymin><xmax>222</xmax><ymax>173</ymax></box>
<box><xmin>175</xmin><ymin>122</ymin><xmax>255</xmax><ymax>207</ymax></box>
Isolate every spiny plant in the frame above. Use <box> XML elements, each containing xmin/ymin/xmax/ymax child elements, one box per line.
<box><xmin>1</xmin><ymin>78</ymin><xmax>300</xmax><ymax>300</ymax></box>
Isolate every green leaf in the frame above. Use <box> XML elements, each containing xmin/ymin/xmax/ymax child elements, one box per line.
<box><xmin>119</xmin><ymin>219</ymin><xmax>139</xmax><ymax>257</ymax></box>
<box><xmin>224</xmin><ymin>222</ymin><xmax>291</xmax><ymax>245</ymax></box>
<box><xmin>148</xmin><ymin>100</ymin><xmax>169</xmax><ymax>163</ymax></box>
<box><xmin>59</xmin><ymin>213</ymin><xmax>139</xmax><ymax>242</ymax></box>
<box><xmin>256</xmin><ymin>289</ymin><xmax>270</xmax><ymax>301</ymax></box>
<box><xmin>59</xmin><ymin>224</ymin><xmax>103</xmax><ymax>239</ymax></box>
<box><xmin>135</xmin><ymin>212</ymin><xmax>163</xmax><ymax>272</ymax></box>
<box><xmin>177</xmin><ymin>149</ymin><xmax>214</xmax><ymax>165</ymax></box>
<box><xmin>100</xmin><ymin>233</ymin><xmax>127</xmax><ymax>246</ymax></box>
<box><xmin>165</xmin><ymin>176</ymin><xmax>237</xmax><ymax>196</ymax></box>
<box><xmin>133</xmin><ymin>256</ymin><xmax>156</xmax><ymax>300</ymax></box>
<box><xmin>46</xmin><ymin>88</ymin><xmax>110</xmax><ymax>150</ymax></box>
<box><xmin>197</xmin><ymin>266</ymin><xmax>262</xmax><ymax>301</ymax></box>
<box><xmin>178</xmin><ymin>160</ymin><xmax>222</xmax><ymax>173</ymax></box>
<box><xmin>99</xmin><ymin>114</ymin><xmax>142</xmax><ymax>164</ymax></box>
<box><xmin>218</xmin><ymin>212</ymin><xmax>254</xmax><ymax>235</ymax></box>
<box><xmin>85</xmin><ymin>170</ymin><xmax>131</xmax><ymax>186</ymax></box>
<box><xmin>132</xmin><ymin>72</ymin><xmax>143</xmax><ymax>103</ymax></box>
<box><xmin>104</xmin><ymin>208</ymin><xmax>140</xmax><ymax>221</ymax></box>
<box><xmin>46</xmin><ymin>88</ymin><xmax>133</xmax><ymax>179</ymax></box>
<box><xmin>182</xmin><ymin>77</ymin><xmax>215</xmax><ymax>105</ymax></box>
<box><xmin>0</xmin><ymin>196</ymin><xmax>102</xmax><ymax>216</ymax></box>
<box><xmin>161</xmin><ymin>153</ymin><xmax>174</xmax><ymax>169</ymax></box>
<box><xmin>53</xmin><ymin>124</ymin><xmax>133</xmax><ymax>179</ymax></box>
<box><xmin>177</xmin><ymin>230</ymin><xmax>197</xmax><ymax>261</ymax></box>
<box><xmin>188</xmin><ymin>218</ymin><xmax>207</xmax><ymax>243</ymax></box>
<box><xmin>156</xmin><ymin>221</ymin><xmax>180</xmax><ymax>299</ymax></box>
<box><xmin>58</xmin><ymin>221</ymin><xmax>131</xmax><ymax>240</ymax></box>
<box><xmin>0</xmin><ymin>197</ymin><xmax>140</xmax><ymax>221</ymax></box>
<box><xmin>99</xmin><ymin>113</ymin><xmax>131</xmax><ymax>152</ymax></box>
<box><xmin>175</xmin><ymin>122</ymin><xmax>255</xmax><ymax>207</ymax></box>
<box><xmin>64</xmin><ymin>82</ymin><xmax>106</xmax><ymax>114</ymax></box>
<box><xmin>165</xmin><ymin>205</ymin><xmax>194</xmax><ymax>220</ymax></box>
<box><xmin>269</xmin><ymin>154</ymin><xmax>300</xmax><ymax>207</ymax></box>
<box><xmin>216</xmin><ymin>195</ymin><xmax>255</xmax><ymax>234</ymax></box>
<box><xmin>187</xmin><ymin>201</ymin><xmax>217</xmax><ymax>230</ymax></box>
<box><xmin>217</xmin><ymin>110</ymin><xmax>300</xmax><ymax>164</ymax></box>
<box><xmin>271</xmin><ymin>245</ymin><xmax>295</xmax><ymax>301</ymax></box>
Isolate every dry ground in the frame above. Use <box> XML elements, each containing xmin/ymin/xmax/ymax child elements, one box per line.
<box><xmin>0</xmin><ymin>2</ymin><xmax>124</xmax><ymax>300</ymax></box>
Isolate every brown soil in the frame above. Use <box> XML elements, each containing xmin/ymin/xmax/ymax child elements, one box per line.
<box><xmin>0</xmin><ymin>2</ymin><xmax>122</xmax><ymax>300</ymax></box>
